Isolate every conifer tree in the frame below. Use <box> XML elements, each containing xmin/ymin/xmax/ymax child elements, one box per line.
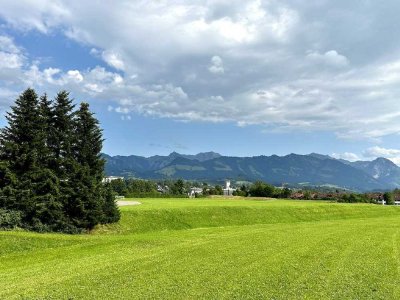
<box><xmin>69</xmin><ymin>102</ymin><xmax>120</xmax><ymax>228</ymax></box>
<box><xmin>0</xmin><ymin>89</ymin><xmax>120</xmax><ymax>232</ymax></box>
<box><xmin>0</xmin><ymin>88</ymin><xmax>40</xmax><ymax>179</ymax></box>
<box><xmin>37</xmin><ymin>94</ymin><xmax>53</xmax><ymax>168</ymax></box>
<box><xmin>46</xmin><ymin>91</ymin><xmax>77</xmax><ymax>229</ymax></box>
<box><xmin>0</xmin><ymin>88</ymin><xmax>41</xmax><ymax>215</ymax></box>
<box><xmin>102</xmin><ymin>183</ymin><xmax>120</xmax><ymax>223</ymax></box>
<box><xmin>49</xmin><ymin>91</ymin><xmax>75</xmax><ymax>180</ymax></box>
<box><xmin>0</xmin><ymin>89</ymin><xmax>66</xmax><ymax>230</ymax></box>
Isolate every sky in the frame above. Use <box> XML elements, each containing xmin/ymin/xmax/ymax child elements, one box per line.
<box><xmin>0</xmin><ymin>1</ymin><xmax>400</xmax><ymax>163</ymax></box>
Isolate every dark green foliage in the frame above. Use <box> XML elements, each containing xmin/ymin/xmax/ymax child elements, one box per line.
<box><xmin>249</xmin><ymin>181</ymin><xmax>275</xmax><ymax>197</ymax></box>
<box><xmin>110</xmin><ymin>179</ymin><xmax>128</xmax><ymax>196</ymax></box>
<box><xmin>281</xmin><ymin>187</ymin><xmax>291</xmax><ymax>198</ymax></box>
<box><xmin>303</xmin><ymin>190</ymin><xmax>312</xmax><ymax>200</ymax></box>
<box><xmin>384</xmin><ymin>192</ymin><xmax>395</xmax><ymax>205</ymax></box>
<box><xmin>338</xmin><ymin>193</ymin><xmax>374</xmax><ymax>203</ymax></box>
<box><xmin>64</xmin><ymin>102</ymin><xmax>112</xmax><ymax>229</ymax></box>
<box><xmin>101</xmin><ymin>184</ymin><xmax>120</xmax><ymax>224</ymax></box>
<box><xmin>171</xmin><ymin>179</ymin><xmax>186</xmax><ymax>195</ymax></box>
<box><xmin>0</xmin><ymin>89</ymin><xmax>119</xmax><ymax>233</ymax></box>
<box><xmin>125</xmin><ymin>179</ymin><xmax>158</xmax><ymax>195</ymax></box>
<box><xmin>107</xmin><ymin>178</ymin><xmax>192</xmax><ymax>198</ymax></box>
<box><xmin>48</xmin><ymin>90</ymin><xmax>75</xmax><ymax>180</ymax></box>
<box><xmin>37</xmin><ymin>94</ymin><xmax>54</xmax><ymax>168</ymax></box>
<box><xmin>0</xmin><ymin>209</ymin><xmax>22</xmax><ymax>229</ymax></box>
<box><xmin>0</xmin><ymin>89</ymin><xmax>65</xmax><ymax>230</ymax></box>
<box><xmin>0</xmin><ymin>161</ymin><xmax>16</xmax><ymax>190</ymax></box>
<box><xmin>73</xmin><ymin>103</ymin><xmax>104</xmax><ymax>180</ymax></box>
<box><xmin>213</xmin><ymin>185</ymin><xmax>223</xmax><ymax>195</ymax></box>
<box><xmin>0</xmin><ymin>88</ymin><xmax>41</xmax><ymax>178</ymax></box>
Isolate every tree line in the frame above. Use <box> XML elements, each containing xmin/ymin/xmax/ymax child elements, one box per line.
<box><xmin>0</xmin><ymin>88</ymin><xmax>120</xmax><ymax>232</ymax></box>
<box><xmin>233</xmin><ymin>181</ymin><xmax>398</xmax><ymax>204</ymax></box>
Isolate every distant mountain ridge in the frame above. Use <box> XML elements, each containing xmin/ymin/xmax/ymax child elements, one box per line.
<box><xmin>102</xmin><ymin>152</ymin><xmax>400</xmax><ymax>192</ymax></box>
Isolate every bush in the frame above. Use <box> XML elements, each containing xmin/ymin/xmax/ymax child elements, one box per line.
<box><xmin>384</xmin><ymin>192</ymin><xmax>395</xmax><ymax>205</ymax></box>
<box><xmin>0</xmin><ymin>209</ymin><xmax>22</xmax><ymax>229</ymax></box>
<box><xmin>249</xmin><ymin>181</ymin><xmax>275</xmax><ymax>197</ymax></box>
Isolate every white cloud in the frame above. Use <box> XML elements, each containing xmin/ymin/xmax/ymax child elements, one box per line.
<box><xmin>0</xmin><ymin>1</ymin><xmax>69</xmax><ymax>33</ymax></box>
<box><xmin>362</xmin><ymin>146</ymin><xmax>400</xmax><ymax>165</ymax></box>
<box><xmin>2</xmin><ymin>1</ymin><xmax>400</xmax><ymax>141</ymax></box>
<box><xmin>66</xmin><ymin>70</ymin><xmax>83</xmax><ymax>82</ymax></box>
<box><xmin>364</xmin><ymin>146</ymin><xmax>400</xmax><ymax>158</ymax></box>
<box><xmin>0</xmin><ymin>52</ymin><xmax>24</xmax><ymax>69</ymax></box>
<box><xmin>208</xmin><ymin>55</ymin><xmax>224</xmax><ymax>74</ymax></box>
<box><xmin>331</xmin><ymin>152</ymin><xmax>360</xmax><ymax>162</ymax></box>
<box><xmin>0</xmin><ymin>35</ymin><xmax>21</xmax><ymax>53</ymax></box>
<box><xmin>0</xmin><ymin>35</ymin><xmax>24</xmax><ymax>69</ymax></box>
<box><xmin>101</xmin><ymin>50</ymin><xmax>125</xmax><ymax>71</ymax></box>
<box><xmin>307</xmin><ymin>50</ymin><xmax>349</xmax><ymax>68</ymax></box>
<box><xmin>115</xmin><ymin>106</ymin><xmax>130</xmax><ymax>114</ymax></box>
<box><xmin>84</xmin><ymin>83</ymin><xmax>103</xmax><ymax>94</ymax></box>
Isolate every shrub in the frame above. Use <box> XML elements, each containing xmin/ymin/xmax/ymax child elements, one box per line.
<box><xmin>0</xmin><ymin>209</ymin><xmax>22</xmax><ymax>229</ymax></box>
<box><xmin>384</xmin><ymin>192</ymin><xmax>395</xmax><ymax>205</ymax></box>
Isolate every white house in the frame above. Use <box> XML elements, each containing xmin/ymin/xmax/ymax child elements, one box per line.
<box><xmin>102</xmin><ymin>176</ymin><xmax>124</xmax><ymax>183</ymax></box>
<box><xmin>189</xmin><ymin>187</ymin><xmax>203</xmax><ymax>197</ymax></box>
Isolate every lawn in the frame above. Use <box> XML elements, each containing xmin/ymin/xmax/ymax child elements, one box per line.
<box><xmin>1</xmin><ymin>198</ymin><xmax>400</xmax><ymax>299</ymax></box>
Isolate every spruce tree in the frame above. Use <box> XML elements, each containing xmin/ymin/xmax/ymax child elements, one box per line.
<box><xmin>102</xmin><ymin>183</ymin><xmax>120</xmax><ymax>223</ymax></box>
<box><xmin>49</xmin><ymin>90</ymin><xmax>75</xmax><ymax>180</ymax></box>
<box><xmin>46</xmin><ymin>91</ymin><xmax>77</xmax><ymax>229</ymax></box>
<box><xmin>0</xmin><ymin>88</ymin><xmax>41</xmax><ymax>215</ymax></box>
<box><xmin>69</xmin><ymin>102</ymin><xmax>120</xmax><ymax>228</ymax></box>
<box><xmin>0</xmin><ymin>89</ymin><xmax>120</xmax><ymax>232</ymax></box>
<box><xmin>0</xmin><ymin>88</ymin><xmax>40</xmax><ymax>179</ymax></box>
<box><xmin>0</xmin><ymin>89</ymin><xmax>59</xmax><ymax>229</ymax></box>
<box><xmin>34</xmin><ymin>94</ymin><xmax>64</xmax><ymax>230</ymax></box>
<box><xmin>37</xmin><ymin>94</ymin><xmax>53</xmax><ymax>168</ymax></box>
<box><xmin>0</xmin><ymin>89</ymin><xmax>67</xmax><ymax>231</ymax></box>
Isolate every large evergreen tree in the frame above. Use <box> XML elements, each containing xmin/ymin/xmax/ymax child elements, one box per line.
<box><xmin>49</xmin><ymin>91</ymin><xmax>75</xmax><ymax>180</ymax></box>
<box><xmin>37</xmin><ymin>93</ymin><xmax>54</xmax><ymax>168</ymax></box>
<box><xmin>70</xmin><ymin>103</ymin><xmax>119</xmax><ymax>228</ymax></box>
<box><xmin>0</xmin><ymin>88</ymin><xmax>120</xmax><ymax>232</ymax></box>
<box><xmin>0</xmin><ymin>89</ymin><xmax>64</xmax><ymax>230</ymax></box>
<box><xmin>67</xmin><ymin>103</ymin><xmax>104</xmax><ymax>228</ymax></box>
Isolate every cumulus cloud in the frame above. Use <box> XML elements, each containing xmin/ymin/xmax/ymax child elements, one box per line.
<box><xmin>101</xmin><ymin>50</ymin><xmax>125</xmax><ymax>71</ymax></box>
<box><xmin>2</xmin><ymin>1</ymin><xmax>400</xmax><ymax>139</ymax></box>
<box><xmin>208</xmin><ymin>55</ymin><xmax>224</xmax><ymax>74</ymax></box>
<box><xmin>333</xmin><ymin>147</ymin><xmax>400</xmax><ymax>165</ymax></box>
<box><xmin>364</xmin><ymin>146</ymin><xmax>400</xmax><ymax>158</ymax></box>
<box><xmin>331</xmin><ymin>152</ymin><xmax>360</xmax><ymax>162</ymax></box>
<box><xmin>361</xmin><ymin>146</ymin><xmax>400</xmax><ymax>165</ymax></box>
<box><xmin>306</xmin><ymin>50</ymin><xmax>349</xmax><ymax>68</ymax></box>
<box><xmin>66</xmin><ymin>70</ymin><xmax>83</xmax><ymax>82</ymax></box>
<box><xmin>0</xmin><ymin>35</ymin><xmax>24</xmax><ymax>69</ymax></box>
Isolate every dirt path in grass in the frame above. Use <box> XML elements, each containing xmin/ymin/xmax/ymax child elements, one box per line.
<box><xmin>117</xmin><ymin>201</ymin><xmax>142</xmax><ymax>207</ymax></box>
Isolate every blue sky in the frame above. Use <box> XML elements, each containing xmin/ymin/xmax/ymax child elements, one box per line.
<box><xmin>1</xmin><ymin>1</ymin><xmax>400</xmax><ymax>162</ymax></box>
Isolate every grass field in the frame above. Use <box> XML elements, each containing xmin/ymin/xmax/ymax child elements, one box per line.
<box><xmin>2</xmin><ymin>198</ymin><xmax>400</xmax><ymax>299</ymax></box>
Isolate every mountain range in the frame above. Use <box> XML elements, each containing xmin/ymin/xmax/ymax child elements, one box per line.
<box><xmin>102</xmin><ymin>152</ymin><xmax>400</xmax><ymax>192</ymax></box>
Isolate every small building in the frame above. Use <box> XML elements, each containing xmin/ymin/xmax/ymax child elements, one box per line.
<box><xmin>189</xmin><ymin>187</ymin><xmax>203</xmax><ymax>198</ymax></box>
<box><xmin>102</xmin><ymin>176</ymin><xmax>124</xmax><ymax>183</ymax></box>
<box><xmin>158</xmin><ymin>185</ymin><xmax>169</xmax><ymax>194</ymax></box>
<box><xmin>223</xmin><ymin>180</ymin><xmax>236</xmax><ymax>196</ymax></box>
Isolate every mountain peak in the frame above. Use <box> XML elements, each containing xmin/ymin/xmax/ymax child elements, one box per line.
<box><xmin>308</xmin><ymin>153</ymin><xmax>332</xmax><ymax>160</ymax></box>
<box><xmin>167</xmin><ymin>151</ymin><xmax>221</xmax><ymax>162</ymax></box>
<box><xmin>169</xmin><ymin>151</ymin><xmax>182</xmax><ymax>157</ymax></box>
<box><xmin>373</xmin><ymin>157</ymin><xmax>396</xmax><ymax>165</ymax></box>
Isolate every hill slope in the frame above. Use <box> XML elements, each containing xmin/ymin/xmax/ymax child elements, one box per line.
<box><xmin>3</xmin><ymin>199</ymin><xmax>400</xmax><ymax>299</ymax></box>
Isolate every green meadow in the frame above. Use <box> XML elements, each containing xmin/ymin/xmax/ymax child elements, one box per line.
<box><xmin>2</xmin><ymin>198</ymin><xmax>400</xmax><ymax>299</ymax></box>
